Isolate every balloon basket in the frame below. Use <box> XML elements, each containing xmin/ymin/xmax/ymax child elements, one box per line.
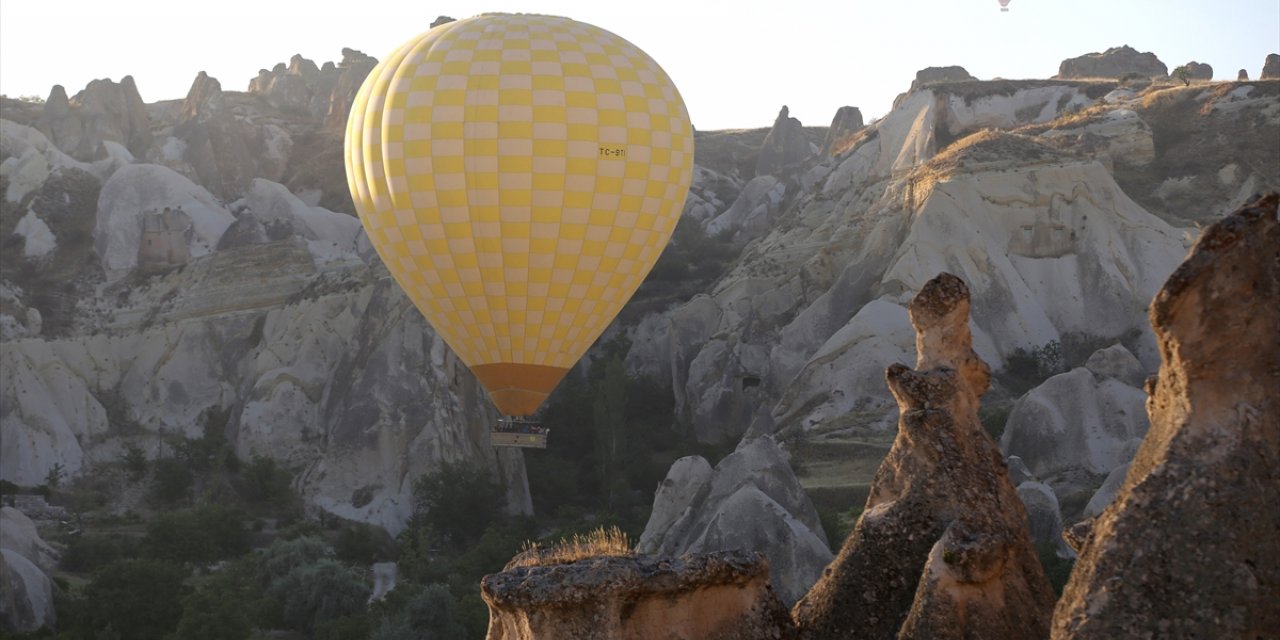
<box><xmin>491</xmin><ymin>417</ymin><xmax>549</xmax><ymax>449</ymax></box>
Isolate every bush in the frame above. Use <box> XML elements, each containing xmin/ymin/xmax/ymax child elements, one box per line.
<box><xmin>371</xmin><ymin>584</ymin><xmax>467</xmax><ymax>640</ymax></box>
<box><xmin>175</xmin><ymin>559</ymin><xmax>258</xmax><ymax>640</ymax></box>
<box><xmin>80</xmin><ymin>559</ymin><xmax>189</xmax><ymax>639</ymax></box>
<box><xmin>259</xmin><ymin>536</ymin><xmax>335</xmax><ymax>587</ymax></box>
<box><xmin>238</xmin><ymin>454</ymin><xmax>292</xmax><ymax>507</ymax></box>
<box><xmin>411</xmin><ymin>461</ymin><xmax>505</xmax><ymax>547</ymax></box>
<box><xmin>123</xmin><ymin>445</ymin><xmax>149</xmax><ymax>481</ymax></box>
<box><xmin>144</xmin><ymin>504</ymin><xmax>251</xmax><ymax>564</ymax></box>
<box><xmin>60</xmin><ymin>534</ymin><xmax>136</xmax><ymax>573</ymax></box>
<box><xmin>150</xmin><ymin>457</ymin><xmax>193</xmax><ymax>505</ymax></box>
<box><xmin>335</xmin><ymin>523</ymin><xmax>388</xmax><ymax>565</ymax></box>
<box><xmin>266</xmin><ymin>559</ymin><xmax>369</xmax><ymax>633</ymax></box>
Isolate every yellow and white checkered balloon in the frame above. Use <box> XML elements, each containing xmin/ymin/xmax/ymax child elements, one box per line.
<box><xmin>345</xmin><ymin>14</ymin><xmax>694</xmax><ymax>416</ymax></box>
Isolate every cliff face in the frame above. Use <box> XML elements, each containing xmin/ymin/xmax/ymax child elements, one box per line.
<box><xmin>791</xmin><ymin>274</ymin><xmax>1055</xmax><ymax>639</ymax></box>
<box><xmin>482</xmin><ymin>550</ymin><xmax>795</xmax><ymax>640</ymax></box>
<box><xmin>1051</xmin><ymin>193</ymin><xmax>1280</xmax><ymax>638</ymax></box>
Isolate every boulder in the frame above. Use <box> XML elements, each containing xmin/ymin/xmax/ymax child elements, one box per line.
<box><xmin>1180</xmin><ymin>61</ymin><xmax>1213</xmax><ymax>80</ymax></box>
<box><xmin>637</xmin><ymin>437</ymin><xmax>831</xmax><ymax>605</ymax></box>
<box><xmin>1006</xmin><ymin>455</ymin><xmax>1036</xmax><ymax>486</ymax></box>
<box><xmin>754</xmin><ymin>106</ymin><xmax>813</xmax><ymax>177</ymax></box>
<box><xmin>793</xmin><ymin>274</ymin><xmax>1055</xmax><ymax>640</ymax></box>
<box><xmin>1057</xmin><ymin>45</ymin><xmax>1168</xmax><ymax>79</ymax></box>
<box><xmin>1016</xmin><ymin>481</ymin><xmax>1064</xmax><ymax>548</ymax></box>
<box><xmin>482</xmin><ymin>550</ymin><xmax>795</xmax><ymax>640</ymax></box>
<box><xmin>1000</xmin><ymin>346</ymin><xmax>1149</xmax><ymax>493</ymax></box>
<box><xmin>94</xmin><ymin>163</ymin><xmax>234</xmax><ymax>279</ymax></box>
<box><xmin>1052</xmin><ymin>193</ymin><xmax>1280</xmax><ymax>638</ymax></box>
<box><xmin>820</xmin><ymin>106</ymin><xmax>864</xmax><ymax>156</ymax></box>
<box><xmin>1261</xmin><ymin>53</ymin><xmax>1280</xmax><ymax>79</ymax></box>
<box><xmin>910</xmin><ymin>65</ymin><xmax>976</xmax><ymax>91</ymax></box>
<box><xmin>35</xmin><ymin>77</ymin><xmax>151</xmax><ymax>161</ymax></box>
<box><xmin>0</xmin><ymin>549</ymin><xmax>54</xmax><ymax>633</ymax></box>
<box><xmin>0</xmin><ymin>508</ymin><xmax>59</xmax><ymax>572</ymax></box>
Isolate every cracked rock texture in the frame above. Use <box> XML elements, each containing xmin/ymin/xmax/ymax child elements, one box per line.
<box><xmin>482</xmin><ymin>550</ymin><xmax>795</xmax><ymax>640</ymax></box>
<box><xmin>792</xmin><ymin>273</ymin><xmax>1054</xmax><ymax>640</ymax></box>
<box><xmin>1051</xmin><ymin>193</ymin><xmax>1280</xmax><ymax>639</ymax></box>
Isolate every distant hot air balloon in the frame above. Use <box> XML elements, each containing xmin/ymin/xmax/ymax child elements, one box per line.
<box><xmin>345</xmin><ymin>14</ymin><xmax>695</xmax><ymax>427</ymax></box>
<box><xmin>998</xmin><ymin>0</ymin><xmax>1011</xmax><ymax>11</ymax></box>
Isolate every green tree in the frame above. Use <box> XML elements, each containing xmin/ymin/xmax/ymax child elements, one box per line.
<box><xmin>144</xmin><ymin>504</ymin><xmax>250</xmax><ymax>564</ymax></box>
<box><xmin>123</xmin><ymin>445</ymin><xmax>149</xmax><ymax>481</ymax></box>
<box><xmin>150</xmin><ymin>457</ymin><xmax>193</xmax><ymax>505</ymax></box>
<box><xmin>174</xmin><ymin>558</ymin><xmax>258</xmax><ymax>640</ymax></box>
<box><xmin>1173</xmin><ymin>65</ymin><xmax>1191</xmax><ymax>86</ymax></box>
<box><xmin>266</xmin><ymin>559</ymin><xmax>369</xmax><ymax>633</ymax></box>
<box><xmin>592</xmin><ymin>356</ymin><xmax>628</xmax><ymax>511</ymax></box>
<box><xmin>259</xmin><ymin>536</ymin><xmax>335</xmax><ymax>587</ymax></box>
<box><xmin>238</xmin><ymin>454</ymin><xmax>292</xmax><ymax>506</ymax></box>
<box><xmin>411</xmin><ymin>461</ymin><xmax>505</xmax><ymax>547</ymax></box>
<box><xmin>81</xmin><ymin>559</ymin><xmax>189</xmax><ymax>639</ymax></box>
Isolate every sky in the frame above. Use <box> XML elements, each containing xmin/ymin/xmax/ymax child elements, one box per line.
<box><xmin>1</xmin><ymin>0</ymin><xmax>1277</xmax><ymax>130</ymax></box>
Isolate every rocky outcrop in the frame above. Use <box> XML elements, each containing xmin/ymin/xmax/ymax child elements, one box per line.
<box><xmin>1052</xmin><ymin>193</ymin><xmax>1280</xmax><ymax>638</ymax></box>
<box><xmin>1180</xmin><ymin>61</ymin><xmax>1213</xmax><ymax>80</ymax></box>
<box><xmin>0</xmin><ymin>508</ymin><xmax>57</xmax><ymax>632</ymax></box>
<box><xmin>1261</xmin><ymin>53</ymin><xmax>1280</xmax><ymax>79</ymax></box>
<box><xmin>1038</xmin><ymin>107</ymin><xmax>1155</xmax><ymax>170</ymax></box>
<box><xmin>1000</xmin><ymin>345</ymin><xmax>1149</xmax><ymax>496</ymax></box>
<box><xmin>35</xmin><ymin>77</ymin><xmax>152</xmax><ymax>161</ymax></box>
<box><xmin>910</xmin><ymin>65</ymin><xmax>976</xmax><ymax>91</ymax></box>
<box><xmin>755</xmin><ymin>106</ymin><xmax>813</xmax><ymax>177</ymax></box>
<box><xmin>1057</xmin><ymin>46</ymin><xmax>1167</xmax><ymax>79</ymax></box>
<box><xmin>792</xmin><ymin>274</ymin><xmax>1055</xmax><ymax>640</ymax></box>
<box><xmin>482</xmin><ymin>550</ymin><xmax>795</xmax><ymax>640</ymax></box>
<box><xmin>1238</xmin><ymin>68</ymin><xmax>1249</xmax><ymax>80</ymax></box>
<box><xmin>637</xmin><ymin>437</ymin><xmax>831</xmax><ymax>604</ymax></box>
<box><xmin>820</xmin><ymin>106</ymin><xmax>864</xmax><ymax>156</ymax></box>
<box><xmin>248</xmin><ymin>49</ymin><xmax>377</xmax><ymax>128</ymax></box>
<box><xmin>168</xmin><ymin>72</ymin><xmax>258</xmax><ymax>199</ymax></box>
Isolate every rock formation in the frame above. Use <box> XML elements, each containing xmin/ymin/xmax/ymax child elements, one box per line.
<box><xmin>171</xmin><ymin>72</ymin><xmax>257</xmax><ymax>199</ymax></box>
<box><xmin>248</xmin><ymin>49</ymin><xmax>377</xmax><ymax>129</ymax></box>
<box><xmin>0</xmin><ymin>508</ymin><xmax>57</xmax><ymax>632</ymax></box>
<box><xmin>1180</xmin><ymin>61</ymin><xmax>1213</xmax><ymax>80</ymax></box>
<box><xmin>1238</xmin><ymin>68</ymin><xmax>1249</xmax><ymax>80</ymax></box>
<box><xmin>755</xmin><ymin>106</ymin><xmax>813</xmax><ymax>177</ymax></box>
<box><xmin>637</xmin><ymin>436</ymin><xmax>832</xmax><ymax>604</ymax></box>
<box><xmin>1262</xmin><ymin>53</ymin><xmax>1280</xmax><ymax>79</ymax></box>
<box><xmin>792</xmin><ymin>273</ymin><xmax>1055</xmax><ymax>640</ymax></box>
<box><xmin>820</xmin><ymin>106</ymin><xmax>864</xmax><ymax>156</ymax></box>
<box><xmin>909</xmin><ymin>65</ymin><xmax>976</xmax><ymax>91</ymax></box>
<box><xmin>482</xmin><ymin>550</ymin><xmax>795</xmax><ymax>640</ymax></box>
<box><xmin>323</xmin><ymin>49</ymin><xmax>378</xmax><ymax>129</ymax></box>
<box><xmin>1000</xmin><ymin>344</ymin><xmax>1150</xmax><ymax>498</ymax></box>
<box><xmin>1057</xmin><ymin>45</ymin><xmax>1167</xmax><ymax>79</ymax></box>
<box><xmin>1051</xmin><ymin>193</ymin><xmax>1280</xmax><ymax>638</ymax></box>
<box><xmin>35</xmin><ymin>77</ymin><xmax>152</xmax><ymax>161</ymax></box>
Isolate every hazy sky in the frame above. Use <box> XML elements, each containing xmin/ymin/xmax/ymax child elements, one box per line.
<box><xmin>2</xmin><ymin>0</ymin><xmax>1277</xmax><ymax>129</ymax></box>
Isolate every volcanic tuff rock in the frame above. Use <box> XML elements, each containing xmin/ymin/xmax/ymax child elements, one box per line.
<box><xmin>0</xmin><ymin>508</ymin><xmax>57</xmax><ymax>632</ymax></box>
<box><xmin>1180</xmin><ymin>61</ymin><xmax>1213</xmax><ymax>80</ymax></box>
<box><xmin>636</xmin><ymin>436</ymin><xmax>832</xmax><ymax>604</ymax></box>
<box><xmin>820</xmin><ymin>106</ymin><xmax>864</xmax><ymax>156</ymax></box>
<box><xmin>792</xmin><ymin>273</ymin><xmax>1055</xmax><ymax>640</ymax></box>
<box><xmin>482</xmin><ymin>550</ymin><xmax>796</xmax><ymax>640</ymax></box>
<box><xmin>1051</xmin><ymin>193</ymin><xmax>1280</xmax><ymax>638</ymax></box>
<box><xmin>1056</xmin><ymin>45</ymin><xmax>1168</xmax><ymax>79</ymax></box>
<box><xmin>35</xmin><ymin>77</ymin><xmax>152</xmax><ymax>161</ymax></box>
<box><xmin>1000</xmin><ymin>344</ymin><xmax>1150</xmax><ymax>497</ymax></box>
<box><xmin>909</xmin><ymin>65</ymin><xmax>976</xmax><ymax>91</ymax></box>
<box><xmin>755</xmin><ymin>106</ymin><xmax>815</xmax><ymax>177</ymax></box>
<box><xmin>1262</xmin><ymin>53</ymin><xmax>1280</xmax><ymax>79</ymax></box>
<box><xmin>248</xmin><ymin>49</ymin><xmax>377</xmax><ymax>129</ymax></box>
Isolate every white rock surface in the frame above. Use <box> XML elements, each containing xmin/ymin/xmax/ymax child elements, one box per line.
<box><xmin>1000</xmin><ymin>351</ymin><xmax>1150</xmax><ymax>488</ymax></box>
<box><xmin>1082</xmin><ymin>461</ymin><xmax>1131</xmax><ymax>519</ymax></box>
<box><xmin>0</xmin><ymin>548</ymin><xmax>54</xmax><ymax>632</ymax></box>
<box><xmin>636</xmin><ymin>436</ymin><xmax>831</xmax><ymax>604</ymax></box>
<box><xmin>0</xmin><ymin>508</ymin><xmax>59</xmax><ymax>572</ymax></box>
<box><xmin>14</xmin><ymin>210</ymin><xmax>56</xmax><ymax>257</ymax></box>
<box><xmin>94</xmin><ymin>163</ymin><xmax>234</xmax><ymax>278</ymax></box>
<box><xmin>238</xmin><ymin>178</ymin><xmax>362</xmax><ymax>267</ymax></box>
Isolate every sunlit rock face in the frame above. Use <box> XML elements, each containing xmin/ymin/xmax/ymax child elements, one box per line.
<box><xmin>792</xmin><ymin>274</ymin><xmax>1055</xmax><ymax>640</ymax></box>
<box><xmin>1052</xmin><ymin>193</ymin><xmax>1280</xmax><ymax>639</ymax></box>
<box><xmin>482</xmin><ymin>550</ymin><xmax>796</xmax><ymax>640</ymax></box>
<box><xmin>1056</xmin><ymin>45</ymin><xmax>1168</xmax><ymax>79</ymax></box>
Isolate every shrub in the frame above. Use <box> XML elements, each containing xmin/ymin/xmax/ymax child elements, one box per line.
<box><xmin>81</xmin><ymin>559</ymin><xmax>189</xmax><ymax>639</ymax></box>
<box><xmin>510</xmin><ymin>526</ymin><xmax>633</xmax><ymax>568</ymax></box>
<box><xmin>238</xmin><ymin>454</ymin><xmax>292</xmax><ymax>506</ymax></box>
<box><xmin>150</xmin><ymin>457</ymin><xmax>193</xmax><ymax>505</ymax></box>
<box><xmin>174</xmin><ymin>559</ymin><xmax>258</xmax><ymax>640</ymax></box>
<box><xmin>144</xmin><ymin>504</ymin><xmax>250</xmax><ymax>564</ymax></box>
<box><xmin>259</xmin><ymin>536</ymin><xmax>335</xmax><ymax>587</ymax></box>
<box><xmin>60</xmin><ymin>534</ymin><xmax>136</xmax><ymax>573</ymax></box>
<box><xmin>266</xmin><ymin>559</ymin><xmax>369</xmax><ymax>633</ymax></box>
<box><xmin>411</xmin><ymin>461</ymin><xmax>505</xmax><ymax>547</ymax></box>
<box><xmin>979</xmin><ymin>404</ymin><xmax>1013</xmax><ymax>441</ymax></box>
<box><xmin>123</xmin><ymin>445</ymin><xmax>148</xmax><ymax>481</ymax></box>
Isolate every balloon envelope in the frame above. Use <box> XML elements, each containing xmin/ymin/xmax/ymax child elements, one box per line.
<box><xmin>345</xmin><ymin>14</ymin><xmax>694</xmax><ymax>416</ymax></box>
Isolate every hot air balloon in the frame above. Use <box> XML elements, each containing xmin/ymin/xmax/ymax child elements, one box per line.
<box><xmin>344</xmin><ymin>14</ymin><xmax>694</xmax><ymax>445</ymax></box>
<box><xmin>998</xmin><ymin>0</ymin><xmax>1011</xmax><ymax>11</ymax></box>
